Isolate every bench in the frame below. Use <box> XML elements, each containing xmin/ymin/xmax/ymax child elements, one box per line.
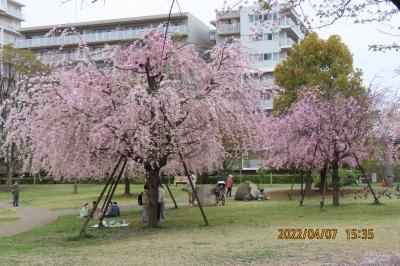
<box><xmin>174</xmin><ymin>176</ymin><xmax>188</xmax><ymax>186</ymax></box>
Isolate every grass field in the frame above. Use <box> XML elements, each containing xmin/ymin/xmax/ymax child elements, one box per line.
<box><xmin>0</xmin><ymin>184</ymin><xmax>399</xmax><ymax>265</ymax></box>
<box><xmin>0</xmin><ymin>183</ymin><xmax>309</xmax><ymax>211</ymax></box>
<box><xmin>0</xmin><ymin>184</ymin><xmax>189</xmax><ymax>211</ymax></box>
<box><xmin>0</xmin><ymin>217</ymin><xmax>18</xmax><ymax>225</ymax></box>
<box><xmin>0</xmin><ymin>208</ymin><xmax>15</xmax><ymax>215</ymax></box>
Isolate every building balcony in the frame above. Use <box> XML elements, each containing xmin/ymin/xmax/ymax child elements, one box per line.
<box><xmin>217</xmin><ymin>10</ymin><xmax>240</xmax><ymax>20</ymax></box>
<box><xmin>279</xmin><ymin>38</ymin><xmax>296</xmax><ymax>49</ymax></box>
<box><xmin>216</xmin><ymin>23</ymin><xmax>240</xmax><ymax>35</ymax></box>
<box><xmin>6</xmin><ymin>8</ymin><xmax>24</xmax><ymax>20</ymax></box>
<box><xmin>17</xmin><ymin>25</ymin><xmax>187</xmax><ymax>49</ymax></box>
<box><xmin>280</xmin><ymin>17</ymin><xmax>301</xmax><ymax>39</ymax></box>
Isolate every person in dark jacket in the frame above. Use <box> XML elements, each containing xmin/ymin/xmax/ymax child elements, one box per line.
<box><xmin>10</xmin><ymin>182</ymin><xmax>19</xmax><ymax>207</ymax></box>
<box><xmin>107</xmin><ymin>202</ymin><xmax>120</xmax><ymax>217</ymax></box>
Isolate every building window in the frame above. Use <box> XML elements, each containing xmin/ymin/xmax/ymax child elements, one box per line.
<box><xmin>264</xmin><ymin>53</ymin><xmax>272</xmax><ymax>61</ymax></box>
<box><xmin>92</xmin><ymin>28</ymin><xmax>115</xmax><ymax>33</ymax></box>
<box><xmin>273</xmin><ymin>52</ymin><xmax>279</xmax><ymax>61</ymax></box>
<box><xmin>250</xmin><ymin>54</ymin><xmax>263</xmax><ymax>62</ymax></box>
<box><xmin>264</xmin><ymin>33</ymin><xmax>273</xmax><ymax>40</ymax></box>
<box><xmin>249</xmin><ymin>15</ymin><xmax>254</xmax><ymax>22</ymax></box>
<box><xmin>169</xmin><ymin>21</ymin><xmax>183</xmax><ymax>26</ymax></box>
<box><xmin>254</xmin><ymin>14</ymin><xmax>262</xmax><ymax>21</ymax></box>
<box><xmin>251</xmin><ymin>34</ymin><xmax>263</xmax><ymax>41</ymax></box>
<box><xmin>261</xmin><ymin>12</ymin><xmax>278</xmax><ymax>21</ymax></box>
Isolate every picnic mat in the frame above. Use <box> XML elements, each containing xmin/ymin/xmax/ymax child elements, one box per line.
<box><xmin>91</xmin><ymin>222</ymin><xmax>129</xmax><ymax>228</ymax></box>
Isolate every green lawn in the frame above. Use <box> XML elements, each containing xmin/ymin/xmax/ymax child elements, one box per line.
<box><xmin>0</xmin><ymin>182</ymin><xmax>392</xmax><ymax>211</ymax></box>
<box><xmin>0</xmin><ymin>208</ymin><xmax>15</xmax><ymax>215</ymax></box>
<box><xmin>0</xmin><ymin>190</ymin><xmax>399</xmax><ymax>265</ymax></box>
<box><xmin>0</xmin><ymin>217</ymin><xmax>18</xmax><ymax>225</ymax></box>
<box><xmin>0</xmin><ymin>184</ymin><xmax>188</xmax><ymax>211</ymax></box>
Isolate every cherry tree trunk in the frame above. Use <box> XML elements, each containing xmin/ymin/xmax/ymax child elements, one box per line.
<box><xmin>332</xmin><ymin>160</ymin><xmax>340</xmax><ymax>206</ymax></box>
<box><xmin>319</xmin><ymin>167</ymin><xmax>327</xmax><ymax>193</ymax></box>
<box><xmin>5</xmin><ymin>144</ymin><xmax>15</xmax><ymax>187</ymax></box>
<box><xmin>147</xmin><ymin>168</ymin><xmax>160</xmax><ymax>226</ymax></box>
<box><xmin>73</xmin><ymin>179</ymin><xmax>78</xmax><ymax>194</ymax></box>
<box><xmin>305</xmin><ymin>175</ymin><xmax>313</xmax><ymax>196</ymax></box>
<box><xmin>124</xmin><ymin>173</ymin><xmax>131</xmax><ymax>196</ymax></box>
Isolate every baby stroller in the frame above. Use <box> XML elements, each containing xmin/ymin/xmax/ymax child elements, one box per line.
<box><xmin>215</xmin><ymin>181</ymin><xmax>226</xmax><ymax>205</ymax></box>
<box><xmin>244</xmin><ymin>187</ymin><xmax>265</xmax><ymax>201</ymax></box>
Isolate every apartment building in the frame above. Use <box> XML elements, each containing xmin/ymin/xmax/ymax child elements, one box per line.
<box><xmin>213</xmin><ymin>5</ymin><xmax>307</xmax><ymax>170</ymax></box>
<box><xmin>0</xmin><ymin>0</ymin><xmax>24</xmax><ymax>45</ymax></box>
<box><xmin>16</xmin><ymin>12</ymin><xmax>210</xmax><ymax>62</ymax></box>
<box><xmin>213</xmin><ymin>5</ymin><xmax>306</xmax><ymax>108</ymax></box>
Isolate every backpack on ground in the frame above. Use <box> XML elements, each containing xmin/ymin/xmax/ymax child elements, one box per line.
<box><xmin>138</xmin><ymin>192</ymin><xmax>143</xmax><ymax>205</ymax></box>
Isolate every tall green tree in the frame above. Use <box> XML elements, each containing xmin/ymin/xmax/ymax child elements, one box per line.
<box><xmin>273</xmin><ymin>33</ymin><xmax>365</xmax><ymax>193</ymax></box>
<box><xmin>273</xmin><ymin>32</ymin><xmax>364</xmax><ymax>114</ymax></box>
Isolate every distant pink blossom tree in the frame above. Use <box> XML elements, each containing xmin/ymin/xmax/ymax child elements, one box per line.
<box><xmin>5</xmin><ymin>30</ymin><xmax>266</xmax><ymax>225</ymax></box>
<box><xmin>264</xmin><ymin>89</ymin><xmax>379</xmax><ymax>206</ymax></box>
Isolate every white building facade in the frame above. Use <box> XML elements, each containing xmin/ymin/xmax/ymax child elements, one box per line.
<box><xmin>214</xmin><ymin>5</ymin><xmax>307</xmax><ymax>170</ymax></box>
<box><xmin>0</xmin><ymin>0</ymin><xmax>24</xmax><ymax>46</ymax></box>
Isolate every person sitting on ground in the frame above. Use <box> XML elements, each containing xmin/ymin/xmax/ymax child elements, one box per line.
<box><xmin>108</xmin><ymin>202</ymin><xmax>120</xmax><ymax>217</ymax></box>
<box><xmin>80</xmin><ymin>202</ymin><xmax>89</xmax><ymax>218</ymax></box>
<box><xmin>90</xmin><ymin>201</ymin><xmax>98</xmax><ymax>218</ymax></box>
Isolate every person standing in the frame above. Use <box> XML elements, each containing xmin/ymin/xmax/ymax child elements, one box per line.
<box><xmin>226</xmin><ymin>174</ymin><xmax>234</xmax><ymax>197</ymax></box>
<box><xmin>157</xmin><ymin>185</ymin><xmax>165</xmax><ymax>221</ymax></box>
<box><xmin>10</xmin><ymin>182</ymin><xmax>19</xmax><ymax>207</ymax></box>
<box><xmin>187</xmin><ymin>174</ymin><xmax>197</xmax><ymax>206</ymax></box>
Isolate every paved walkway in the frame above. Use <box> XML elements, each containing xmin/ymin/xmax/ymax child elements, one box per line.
<box><xmin>0</xmin><ymin>201</ymin><xmax>58</xmax><ymax>238</ymax></box>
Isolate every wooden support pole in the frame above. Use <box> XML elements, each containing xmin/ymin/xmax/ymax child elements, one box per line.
<box><xmin>178</xmin><ymin>151</ymin><xmax>209</xmax><ymax>226</ymax></box>
<box><xmin>345</xmin><ymin>140</ymin><xmax>379</xmax><ymax>204</ymax></box>
<box><xmin>98</xmin><ymin>171</ymin><xmax>117</xmax><ymax>223</ymax></box>
<box><xmin>79</xmin><ymin>156</ymin><xmax>124</xmax><ymax>237</ymax></box>
<box><xmin>165</xmin><ymin>183</ymin><xmax>178</xmax><ymax>209</ymax></box>
<box><xmin>353</xmin><ymin>154</ymin><xmax>379</xmax><ymax>204</ymax></box>
<box><xmin>98</xmin><ymin>158</ymin><xmax>128</xmax><ymax>226</ymax></box>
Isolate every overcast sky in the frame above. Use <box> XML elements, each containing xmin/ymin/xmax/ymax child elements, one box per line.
<box><xmin>18</xmin><ymin>0</ymin><xmax>399</xmax><ymax>90</ymax></box>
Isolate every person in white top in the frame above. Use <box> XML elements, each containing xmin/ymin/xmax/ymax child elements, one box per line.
<box><xmin>157</xmin><ymin>185</ymin><xmax>165</xmax><ymax>221</ymax></box>
<box><xmin>187</xmin><ymin>174</ymin><xmax>197</xmax><ymax>206</ymax></box>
